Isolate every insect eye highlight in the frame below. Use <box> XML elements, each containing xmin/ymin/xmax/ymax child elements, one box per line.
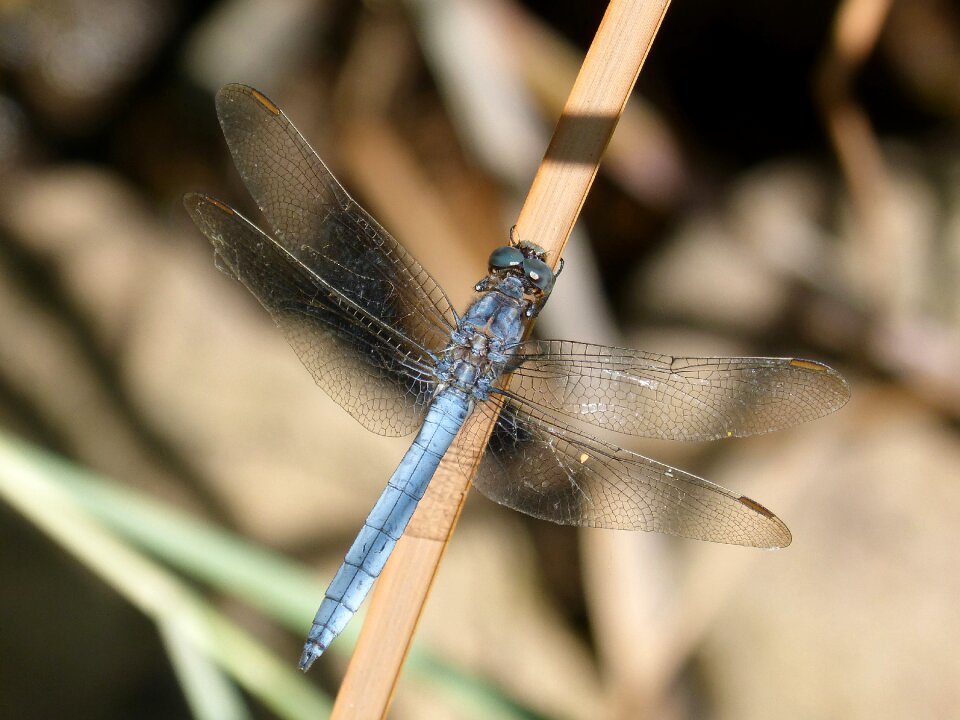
<box><xmin>523</xmin><ymin>257</ymin><xmax>554</xmax><ymax>293</ymax></box>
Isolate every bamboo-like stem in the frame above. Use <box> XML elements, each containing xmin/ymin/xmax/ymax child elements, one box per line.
<box><xmin>331</xmin><ymin>2</ymin><xmax>670</xmax><ymax>717</ymax></box>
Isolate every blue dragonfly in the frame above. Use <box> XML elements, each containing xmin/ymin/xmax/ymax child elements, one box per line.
<box><xmin>185</xmin><ymin>85</ymin><xmax>850</xmax><ymax>671</ymax></box>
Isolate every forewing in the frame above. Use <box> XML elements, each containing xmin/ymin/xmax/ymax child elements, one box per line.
<box><xmin>459</xmin><ymin>399</ymin><xmax>791</xmax><ymax>548</ymax></box>
<box><xmin>214</xmin><ymin>84</ymin><xmax>457</xmax><ymax>354</ymax></box>
<box><xmin>507</xmin><ymin>340</ymin><xmax>850</xmax><ymax>441</ymax></box>
<box><xmin>184</xmin><ymin>193</ymin><xmax>438</xmax><ymax>436</ymax></box>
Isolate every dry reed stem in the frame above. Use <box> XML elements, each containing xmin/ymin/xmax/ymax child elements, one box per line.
<box><xmin>331</xmin><ymin>1</ymin><xmax>671</xmax><ymax>717</ymax></box>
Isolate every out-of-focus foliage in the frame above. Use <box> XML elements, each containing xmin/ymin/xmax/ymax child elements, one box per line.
<box><xmin>1</xmin><ymin>0</ymin><xmax>958</xmax><ymax>718</ymax></box>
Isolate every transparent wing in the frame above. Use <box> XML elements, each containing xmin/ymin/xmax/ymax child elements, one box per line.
<box><xmin>459</xmin><ymin>399</ymin><xmax>792</xmax><ymax>548</ymax></box>
<box><xmin>184</xmin><ymin>193</ymin><xmax>439</xmax><ymax>436</ymax></box>
<box><xmin>214</xmin><ymin>84</ymin><xmax>457</xmax><ymax>354</ymax></box>
<box><xmin>507</xmin><ymin>340</ymin><xmax>850</xmax><ymax>441</ymax></box>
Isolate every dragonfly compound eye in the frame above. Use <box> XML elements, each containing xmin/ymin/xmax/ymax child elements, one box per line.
<box><xmin>522</xmin><ymin>257</ymin><xmax>554</xmax><ymax>293</ymax></box>
<box><xmin>488</xmin><ymin>245</ymin><xmax>525</xmax><ymax>271</ymax></box>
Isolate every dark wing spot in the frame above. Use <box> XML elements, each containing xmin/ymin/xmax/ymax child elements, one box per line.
<box><xmin>738</xmin><ymin>495</ymin><xmax>776</xmax><ymax>519</ymax></box>
<box><xmin>250</xmin><ymin>89</ymin><xmax>281</xmax><ymax>115</ymax></box>
<box><xmin>207</xmin><ymin>197</ymin><xmax>235</xmax><ymax>214</ymax></box>
<box><xmin>789</xmin><ymin>358</ymin><xmax>826</xmax><ymax>372</ymax></box>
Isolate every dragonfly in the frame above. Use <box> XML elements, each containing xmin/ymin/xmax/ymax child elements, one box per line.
<box><xmin>184</xmin><ymin>84</ymin><xmax>850</xmax><ymax>672</ymax></box>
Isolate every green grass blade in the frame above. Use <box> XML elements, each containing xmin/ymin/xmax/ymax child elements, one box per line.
<box><xmin>159</xmin><ymin>617</ymin><xmax>253</xmax><ymax>720</ymax></box>
<box><xmin>0</xmin><ymin>432</ymin><xmax>331</xmax><ymax>720</ymax></box>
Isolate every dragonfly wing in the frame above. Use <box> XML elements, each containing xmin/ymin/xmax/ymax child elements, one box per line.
<box><xmin>214</xmin><ymin>83</ymin><xmax>457</xmax><ymax>357</ymax></box>
<box><xmin>507</xmin><ymin>340</ymin><xmax>850</xmax><ymax>441</ymax></box>
<box><xmin>461</xmin><ymin>398</ymin><xmax>792</xmax><ymax>548</ymax></box>
<box><xmin>185</xmin><ymin>193</ymin><xmax>438</xmax><ymax>436</ymax></box>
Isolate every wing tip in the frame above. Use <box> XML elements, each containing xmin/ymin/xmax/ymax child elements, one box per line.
<box><xmin>789</xmin><ymin>357</ymin><xmax>852</xmax><ymax>413</ymax></box>
<box><xmin>216</xmin><ymin>83</ymin><xmax>281</xmax><ymax>115</ymax></box>
<box><xmin>249</xmin><ymin>88</ymin><xmax>281</xmax><ymax>115</ymax></box>
<box><xmin>182</xmin><ymin>192</ymin><xmax>236</xmax><ymax>220</ymax></box>
<box><xmin>737</xmin><ymin>495</ymin><xmax>793</xmax><ymax>548</ymax></box>
<box><xmin>789</xmin><ymin>358</ymin><xmax>827</xmax><ymax>372</ymax></box>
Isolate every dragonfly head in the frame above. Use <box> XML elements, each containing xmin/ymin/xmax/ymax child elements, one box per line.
<box><xmin>487</xmin><ymin>241</ymin><xmax>555</xmax><ymax>297</ymax></box>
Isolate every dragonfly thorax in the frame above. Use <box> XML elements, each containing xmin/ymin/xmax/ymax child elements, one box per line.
<box><xmin>437</xmin><ymin>282</ymin><xmax>532</xmax><ymax>399</ymax></box>
<box><xmin>460</xmin><ymin>282</ymin><xmax>529</xmax><ymax>347</ymax></box>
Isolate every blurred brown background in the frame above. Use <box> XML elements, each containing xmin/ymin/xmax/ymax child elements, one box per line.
<box><xmin>1</xmin><ymin>0</ymin><xmax>959</xmax><ymax>718</ymax></box>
